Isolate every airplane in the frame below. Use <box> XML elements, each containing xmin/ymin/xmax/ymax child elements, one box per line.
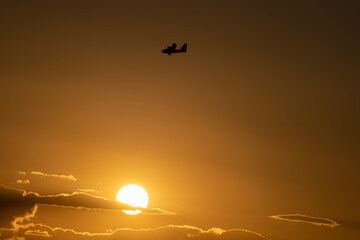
<box><xmin>161</xmin><ymin>43</ymin><xmax>187</xmax><ymax>55</ymax></box>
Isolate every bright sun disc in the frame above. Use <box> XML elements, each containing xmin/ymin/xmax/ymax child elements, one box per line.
<box><xmin>116</xmin><ymin>184</ymin><xmax>148</xmax><ymax>215</ymax></box>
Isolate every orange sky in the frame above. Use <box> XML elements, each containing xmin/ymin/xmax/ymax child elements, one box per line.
<box><xmin>1</xmin><ymin>1</ymin><xmax>360</xmax><ymax>240</ymax></box>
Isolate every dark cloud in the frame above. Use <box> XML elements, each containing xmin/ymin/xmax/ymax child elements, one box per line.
<box><xmin>0</xmin><ymin>185</ymin><xmax>36</xmax><ymax>228</ymax></box>
<box><xmin>269</xmin><ymin>214</ymin><xmax>340</xmax><ymax>228</ymax></box>
<box><xmin>0</xmin><ymin>204</ymin><xmax>38</xmax><ymax>239</ymax></box>
<box><xmin>0</xmin><ymin>185</ymin><xmax>174</xmax><ymax>216</ymax></box>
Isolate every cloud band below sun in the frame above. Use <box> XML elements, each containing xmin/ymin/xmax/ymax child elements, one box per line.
<box><xmin>0</xmin><ymin>184</ymin><xmax>270</xmax><ymax>239</ymax></box>
<box><xmin>0</xmin><ymin>203</ymin><xmax>270</xmax><ymax>240</ymax></box>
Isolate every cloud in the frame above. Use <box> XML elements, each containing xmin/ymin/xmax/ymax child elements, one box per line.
<box><xmin>0</xmin><ymin>186</ymin><xmax>36</xmax><ymax>228</ymax></box>
<box><xmin>0</xmin><ymin>204</ymin><xmax>38</xmax><ymax>239</ymax></box>
<box><xmin>38</xmin><ymin>225</ymin><xmax>270</xmax><ymax>240</ymax></box>
<box><xmin>24</xmin><ymin>229</ymin><xmax>52</xmax><ymax>238</ymax></box>
<box><xmin>2</xmin><ymin>208</ymin><xmax>270</xmax><ymax>240</ymax></box>
<box><xmin>269</xmin><ymin>214</ymin><xmax>340</xmax><ymax>228</ymax></box>
<box><xmin>30</xmin><ymin>171</ymin><xmax>77</xmax><ymax>182</ymax></box>
<box><xmin>0</xmin><ymin>185</ymin><xmax>270</xmax><ymax>240</ymax></box>
<box><xmin>16</xmin><ymin>180</ymin><xmax>30</xmax><ymax>184</ymax></box>
<box><xmin>77</xmin><ymin>188</ymin><xmax>101</xmax><ymax>194</ymax></box>
<box><xmin>0</xmin><ymin>185</ymin><xmax>173</xmax><ymax>216</ymax></box>
<box><xmin>35</xmin><ymin>192</ymin><xmax>174</xmax><ymax>215</ymax></box>
<box><xmin>18</xmin><ymin>171</ymin><xmax>26</xmax><ymax>176</ymax></box>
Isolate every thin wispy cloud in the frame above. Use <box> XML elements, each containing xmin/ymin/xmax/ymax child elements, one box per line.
<box><xmin>40</xmin><ymin>225</ymin><xmax>271</xmax><ymax>240</ymax></box>
<box><xmin>77</xmin><ymin>189</ymin><xmax>101</xmax><ymax>194</ymax></box>
<box><xmin>269</xmin><ymin>214</ymin><xmax>340</xmax><ymax>228</ymax></box>
<box><xmin>30</xmin><ymin>171</ymin><xmax>77</xmax><ymax>182</ymax></box>
<box><xmin>16</xmin><ymin>179</ymin><xmax>30</xmax><ymax>184</ymax></box>
<box><xmin>24</xmin><ymin>229</ymin><xmax>52</xmax><ymax>238</ymax></box>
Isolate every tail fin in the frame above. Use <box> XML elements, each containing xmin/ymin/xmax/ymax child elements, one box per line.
<box><xmin>181</xmin><ymin>43</ymin><xmax>187</xmax><ymax>52</ymax></box>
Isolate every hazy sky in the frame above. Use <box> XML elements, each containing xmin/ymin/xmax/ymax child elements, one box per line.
<box><xmin>1</xmin><ymin>1</ymin><xmax>359</xmax><ymax>240</ymax></box>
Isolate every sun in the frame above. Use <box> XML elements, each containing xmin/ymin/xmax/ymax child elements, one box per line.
<box><xmin>116</xmin><ymin>184</ymin><xmax>149</xmax><ymax>215</ymax></box>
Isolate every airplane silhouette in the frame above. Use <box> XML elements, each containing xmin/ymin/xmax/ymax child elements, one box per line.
<box><xmin>161</xmin><ymin>43</ymin><xmax>187</xmax><ymax>55</ymax></box>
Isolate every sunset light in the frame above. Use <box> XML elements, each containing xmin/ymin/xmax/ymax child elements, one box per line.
<box><xmin>116</xmin><ymin>184</ymin><xmax>149</xmax><ymax>215</ymax></box>
<box><xmin>1</xmin><ymin>1</ymin><xmax>359</xmax><ymax>239</ymax></box>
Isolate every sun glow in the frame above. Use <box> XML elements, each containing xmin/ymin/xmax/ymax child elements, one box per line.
<box><xmin>116</xmin><ymin>184</ymin><xmax>149</xmax><ymax>215</ymax></box>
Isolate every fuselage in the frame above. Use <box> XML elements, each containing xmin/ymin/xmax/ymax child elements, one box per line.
<box><xmin>161</xmin><ymin>43</ymin><xmax>187</xmax><ymax>55</ymax></box>
<box><xmin>161</xmin><ymin>49</ymin><xmax>186</xmax><ymax>55</ymax></box>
